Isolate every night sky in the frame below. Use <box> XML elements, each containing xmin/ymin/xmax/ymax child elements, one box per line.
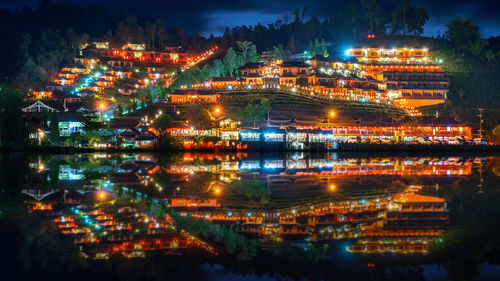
<box><xmin>2</xmin><ymin>0</ymin><xmax>500</xmax><ymax>37</ymax></box>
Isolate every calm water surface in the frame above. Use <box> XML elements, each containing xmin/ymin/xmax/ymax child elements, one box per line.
<box><xmin>1</xmin><ymin>152</ymin><xmax>500</xmax><ymax>281</ymax></box>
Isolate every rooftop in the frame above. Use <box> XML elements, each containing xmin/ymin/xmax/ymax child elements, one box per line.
<box><xmin>394</xmin><ymin>194</ymin><xmax>445</xmax><ymax>203</ymax></box>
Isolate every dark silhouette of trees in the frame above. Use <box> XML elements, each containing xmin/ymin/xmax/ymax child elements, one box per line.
<box><xmin>152</xmin><ymin>114</ymin><xmax>172</xmax><ymax>133</ymax></box>
<box><xmin>0</xmin><ymin>87</ymin><xmax>26</xmax><ymax>149</ymax></box>
<box><xmin>48</xmin><ymin>112</ymin><xmax>60</xmax><ymax>144</ymax></box>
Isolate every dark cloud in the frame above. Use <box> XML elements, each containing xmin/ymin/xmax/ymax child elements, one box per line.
<box><xmin>2</xmin><ymin>0</ymin><xmax>500</xmax><ymax>36</ymax></box>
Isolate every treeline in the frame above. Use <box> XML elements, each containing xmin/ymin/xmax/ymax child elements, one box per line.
<box><xmin>173</xmin><ymin>41</ymin><xmax>259</xmax><ymax>88</ymax></box>
<box><xmin>0</xmin><ymin>0</ymin><xmax>215</xmax><ymax>90</ymax></box>
<box><xmin>1</xmin><ymin>0</ymin><xmax>432</xmax><ymax>91</ymax></box>
<box><xmin>429</xmin><ymin>18</ymin><xmax>500</xmax><ymax>136</ymax></box>
<box><xmin>217</xmin><ymin>0</ymin><xmax>429</xmax><ymax>54</ymax></box>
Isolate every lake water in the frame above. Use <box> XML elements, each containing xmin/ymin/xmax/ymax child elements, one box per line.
<box><xmin>1</xmin><ymin>152</ymin><xmax>500</xmax><ymax>281</ymax></box>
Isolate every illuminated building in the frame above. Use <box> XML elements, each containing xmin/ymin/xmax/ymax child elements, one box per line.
<box><xmin>118</xmin><ymin>85</ymin><xmax>139</xmax><ymax>95</ymax></box>
<box><xmin>208</xmin><ymin>76</ymin><xmax>240</xmax><ymax>89</ymax></box>
<box><xmin>31</xmin><ymin>90</ymin><xmax>53</xmax><ymax>99</ymax></box>
<box><xmin>22</xmin><ymin>100</ymin><xmax>58</xmax><ymax>112</ymax></box>
<box><xmin>238</xmin><ymin>62</ymin><xmax>266</xmax><ymax>85</ymax></box>
<box><xmin>378</xmin><ymin>71</ymin><xmax>448</xmax><ymax>107</ymax></box>
<box><xmin>168</xmin><ymin>89</ymin><xmax>220</xmax><ymax>104</ymax></box>
<box><xmin>84</xmin><ymin>43</ymin><xmax>188</xmax><ymax>65</ymax></box>
<box><xmin>345</xmin><ymin>48</ymin><xmax>448</xmax><ymax>107</ymax></box>
<box><xmin>118</xmin><ymin>129</ymin><xmax>159</xmax><ymax>148</ymax></box>
<box><xmin>62</xmin><ymin>64</ymin><xmax>91</xmax><ymax>75</ymax></box>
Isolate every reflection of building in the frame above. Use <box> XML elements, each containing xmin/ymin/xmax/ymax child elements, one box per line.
<box><xmin>349</xmin><ymin>193</ymin><xmax>448</xmax><ymax>254</ymax></box>
<box><xmin>385</xmin><ymin>194</ymin><xmax>448</xmax><ymax>230</ymax></box>
<box><xmin>51</xmin><ymin>206</ymin><xmax>218</xmax><ymax>259</ymax></box>
<box><xmin>161</xmin><ymin>157</ymin><xmax>472</xmax><ymax>177</ymax></box>
<box><xmin>185</xmin><ymin>185</ymin><xmax>448</xmax><ymax>255</ymax></box>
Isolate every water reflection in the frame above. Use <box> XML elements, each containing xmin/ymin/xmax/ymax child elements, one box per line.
<box><xmin>2</xmin><ymin>152</ymin><xmax>500</xmax><ymax>281</ymax></box>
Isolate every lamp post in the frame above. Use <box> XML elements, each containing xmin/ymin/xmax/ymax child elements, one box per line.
<box><xmin>214</xmin><ymin>107</ymin><xmax>222</xmax><ymax>116</ymax></box>
<box><xmin>328</xmin><ymin>111</ymin><xmax>335</xmax><ymax>125</ymax></box>
<box><xmin>38</xmin><ymin>129</ymin><xmax>44</xmax><ymax>145</ymax></box>
<box><xmin>99</xmin><ymin>103</ymin><xmax>105</xmax><ymax>122</ymax></box>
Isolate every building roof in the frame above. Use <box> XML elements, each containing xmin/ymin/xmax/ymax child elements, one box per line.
<box><xmin>119</xmin><ymin>128</ymin><xmax>139</xmax><ymax>138</ymax></box>
<box><xmin>309</xmin><ymin>55</ymin><xmax>331</xmax><ymax>62</ymax></box>
<box><xmin>210</xmin><ymin>76</ymin><xmax>237</xmax><ymax>82</ymax></box>
<box><xmin>238</xmin><ymin>62</ymin><xmax>264</xmax><ymax>69</ymax></box>
<box><xmin>170</xmin><ymin>89</ymin><xmax>218</xmax><ymax>96</ymax></box>
<box><xmin>63</xmin><ymin>63</ymin><xmax>87</xmax><ymax>69</ymax></box>
<box><xmin>280</xmin><ymin>73</ymin><xmax>299</xmax><ymax>78</ymax></box>
<box><xmin>135</xmin><ymin>133</ymin><xmax>157</xmax><ymax>141</ymax></box>
<box><xmin>241</xmin><ymin>73</ymin><xmax>262</xmax><ymax>78</ymax></box>
<box><xmin>394</xmin><ymin>194</ymin><xmax>445</xmax><ymax>203</ymax></box>
<box><xmin>109</xmin><ymin>117</ymin><xmax>141</xmax><ymax>129</ymax></box>
<box><xmin>281</xmin><ymin>61</ymin><xmax>310</xmax><ymax>68</ymax></box>
<box><xmin>120</xmin><ymin>84</ymin><xmax>137</xmax><ymax>90</ymax></box>
<box><xmin>22</xmin><ymin>101</ymin><xmax>58</xmax><ymax>112</ymax></box>
<box><xmin>408</xmin><ymin>116</ymin><xmax>462</xmax><ymax>126</ymax></box>
<box><xmin>58</xmin><ymin>112</ymin><xmax>85</xmax><ymax>122</ymax></box>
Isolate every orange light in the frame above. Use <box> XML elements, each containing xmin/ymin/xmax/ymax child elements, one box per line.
<box><xmin>330</xmin><ymin>111</ymin><xmax>335</xmax><ymax>117</ymax></box>
<box><xmin>99</xmin><ymin>103</ymin><xmax>105</xmax><ymax>109</ymax></box>
<box><xmin>215</xmin><ymin>188</ymin><xmax>221</xmax><ymax>194</ymax></box>
<box><xmin>98</xmin><ymin>191</ymin><xmax>106</xmax><ymax>200</ymax></box>
<box><xmin>329</xmin><ymin>185</ymin><xmax>336</xmax><ymax>191</ymax></box>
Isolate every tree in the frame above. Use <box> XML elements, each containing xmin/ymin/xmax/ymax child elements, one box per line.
<box><xmin>470</xmin><ymin>38</ymin><xmax>487</xmax><ymax>57</ymax></box>
<box><xmin>236</xmin><ymin>98</ymin><xmax>271</xmax><ymax>122</ymax></box>
<box><xmin>48</xmin><ymin>112</ymin><xmax>60</xmax><ymax>144</ymax></box>
<box><xmin>406</xmin><ymin>6</ymin><xmax>428</xmax><ymax>35</ymax></box>
<box><xmin>286</xmin><ymin>36</ymin><xmax>297</xmax><ymax>54</ymax></box>
<box><xmin>343</xmin><ymin>0</ymin><xmax>359</xmax><ymax>39</ymax></box>
<box><xmin>361</xmin><ymin>0</ymin><xmax>381</xmax><ymax>33</ymax></box>
<box><xmin>446</xmin><ymin>17</ymin><xmax>481</xmax><ymax>51</ymax></box>
<box><xmin>17</xmin><ymin>57</ymin><xmax>47</xmax><ymax>89</ymax></box>
<box><xmin>113</xmin><ymin>104</ymin><xmax>123</xmax><ymax>117</ymax></box>
<box><xmin>223</xmin><ymin>47</ymin><xmax>238</xmax><ymax>76</ymax></box>
<box><xmin>270</xmin><ymin>45</ymin><xmax>291</xmax><ymax>60</ymax></box>
<box><xmin>231</xmin><ymin>180</ymin><xmax>270</xmax><ymax>202</ymax></box>
<box><xmin>0</xmin><ymin>87</ymin><xmax>26</xmax><ymax>149</ymax></box>
<box><xmin>236</xmin><ymin>41</ymin><xmax>258</xmax><ymax>65</ymax></box>
<box><xmin>152</xmin><ymin>114</ymin><xmax>172</xmax><ymax>133</ymax></box>
<box><xmin>186</xmin><ymin>105</ymin><xmax>214</xmax><ymax>129</ymax></box>
<box><xmin>391</xmin><ymin>0</ymin><xmax>410</xmax><ymax>34</ymax></box>
<box><xmin>320</xmin><ymin>39</ymin><xmax>329</xmax><ymax>57</ymax></box>
<box><xmin>213</xmin><ymin>60</ymin><xmax>225</xmax><ymax>77</ymax></box>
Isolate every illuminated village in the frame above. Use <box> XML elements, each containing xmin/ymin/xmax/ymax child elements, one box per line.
<box><xmin>19</xmin><ymin>41</ymin><xmax>491</xmax><ymax>151</ymax></box>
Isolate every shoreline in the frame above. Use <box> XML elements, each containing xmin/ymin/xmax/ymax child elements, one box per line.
<box><xmin>2</xmin><ymin>143</ymin><xmax>499</xmax><ymax>154</ymax></box>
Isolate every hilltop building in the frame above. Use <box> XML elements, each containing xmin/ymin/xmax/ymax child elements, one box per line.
<box><xmin>194</xmin><ymin>47</ymin><xmax>447</xmax><ymax>109</ymax></box>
